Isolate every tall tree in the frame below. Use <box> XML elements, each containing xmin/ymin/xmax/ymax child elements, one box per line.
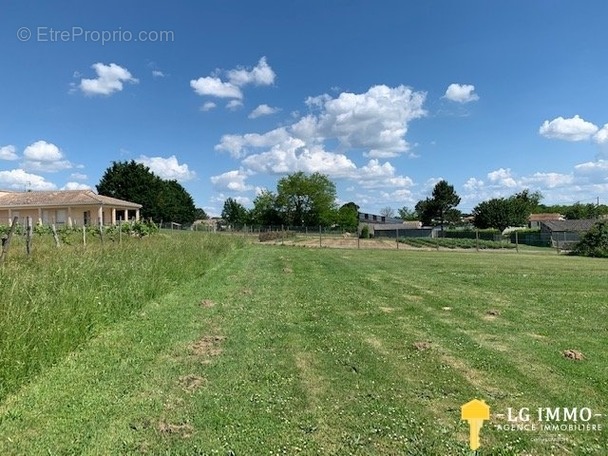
<box><xmin>97</xmin><ymin>160</ymin><xmax>196</xmax><ymax>223</ymax></box>
<box><xmin>432</xmin><ymin>180</ymin><xmax>461</xmax><ymax>230</ymax></box>
<box><xmin>194</xmin><ymin>208</ymin><xmax>209</xmax><ymax>220</ymax></box>
<box><xmin>415</xmin><ymin>198</ymin><xmax>438</xmax><ymax>226</ymax></box>
<box><xmin>276</xmin><ymin>172</ymin><xmax>337</xmax><ymax>226</ymax></box>
<box><xmin>250</xmin><ymin>190</ymin><xmax>282</xmax><ymax>226</ymax></box>
<box><xmin>221</xmin><ymin>198</ymin><xmax>249</xmax><ymax>225</ymax></box>
<box><xmin>337</xmin><ymin>202</ymin><xmax>360</xmax><ymax>232</ymax></box>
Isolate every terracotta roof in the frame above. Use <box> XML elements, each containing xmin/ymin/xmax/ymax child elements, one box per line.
<box><xmin>540</xmin><ymin>219</ymin><xmax>597</xmax><ymax>232</ymax></box>
<box><xmin>0</xmin><ymin>190</ymin><xmax>142</xmax><ymax>208</ymax></box>
<box><xmin>529</xmin><ymin>213</ymin><xmax>563</xmax><ymax>221</ymax></box>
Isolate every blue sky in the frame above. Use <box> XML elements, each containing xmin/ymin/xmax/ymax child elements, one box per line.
<box><xmin>2</xmin><ymin>1</ymin><xmax>608</xmax><ymax>216</ymax></box>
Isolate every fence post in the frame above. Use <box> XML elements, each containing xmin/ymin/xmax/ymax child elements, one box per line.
<box><xmin>118</xmin><ymin>219</ymin><xmax>122</xmax><ymax>245</ymax></box>
<box><xmin>26</xmin><ymin>216</ymin><xmax>33</xmax><ymax>256</ymax></box>
<box><xmin>0</xmin><ymin>216</ymin><xmax>19</xmax><ymax>265</ymax></box>
<box><xmin>396</xmin><ymin>228</ymin><xmax>399</xmax><ymax>249</ymax></box>
<box><xmin>83</xmin><ymin>225</ymin><xmax>86</xmax><ymax>247</ymax></box>
<box><xmin>476</xmin><ymin>229</ymin><xmax>479</xmax><ymax>252</ymax></box>
<box><xmin>98</xmin><ymin>217</ymin><xmax>104</xmax><ymax>247</ymax></box>
<box><xmin>281</xmin><ymin>224</ymin><xmax>284</xmax><ymax>245</ymax></box>
<box><xmin>319</xmin><ymin>225</ymin><xmax>322</xmax><ymax>248</ymax></box>
<box><xmin>515</xmin><ymin>231</ymin><xmax>519</xmax><ymax>253</ymax></box>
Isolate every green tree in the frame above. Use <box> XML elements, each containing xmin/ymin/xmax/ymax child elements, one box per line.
<box><xmin>276</xmin><ymin>172</ymin><xmax>337</xmax><ymax>226</ymax></box>
<box><xmin>221</xmin><ymin>198</ymin><xmax>249</xmax><ymax>226</ymax></box>
<box><xmin>97</xmin><ymin>160</ymin><xmax>196</xmax><ymax>223</ymax></box>
<box><xmin>572</xmin><ymin>220</ymin><xmax>608</xmax><ymax>257</ymax></box>
<box><xmin>415</xmin><ymin>198</ymin><xmax>438</xmax><ymax>226</ymax></box>
<box><xmin>250</xmin><ymin>190</ymin><xmax>282</xmax><ymax>226</ymax></box>
<box><xmin>432</xmin><ymin>180</ymin><xmax>461</xmax><ymax>230</ymax></box>
<box><xmin>473</xmin><ymin>189</ymin><xmax>542</xmax><ymax>231</ymax></box>
<box><xmin>194</xmin><ymin>208</ymin><xmax>208</xmax><ymax>220</ymax></box>
<box><xmin>564</xmin><ymin>202</ymin><xmax>599</xmax><ymax>220</ymax></box>
<box><xmin>397</xmin><ymin>206</ymin><xmax>418</xmax><ymax>221</ymax></box>
<box><xmin>337</xmin><ymin>202</ymin><xmax>360</xmax><ymax>232</ymax></box>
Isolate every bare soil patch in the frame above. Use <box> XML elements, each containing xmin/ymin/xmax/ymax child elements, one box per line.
<box><xmin>413</xmin><ymin>341</ymin><xmax>432</xmax><ymax>351</ymax></box>
<box><xmin>178</xmin><ymin>374</ymin><xmax>206</xmax><ymax>392</ymax></box>
<box><xmin>562</xmin><ymin>349</ymin><xmax>585</xmax><ymax>361</ymax></box>
<box><xmin>379</xmin><ymin>306</ymin><xmax>395</xmax><ymax>313</ymax></box>
<box><xmin>283</xmin><ymin>267</ymin><xmax>293</xmax><ymax>273</ymax></box>
<box><xmin>199</xmin><ymin>299</ymin><xmax>215</xmax><ymax>308</ymax></box>
<box><xmin>157</xmin><ymin>421</ymin><xmax>193</xmax><ymax>438</ymax></box>
<box><xmin>190</xmin><ymin>335</ymin><xmax>225</xmax><ymax>358</ymax></box>
<box><xmin>241</xmin><ymin>288</ymin><xmax>253</xmax><ymax>296</ymax></box>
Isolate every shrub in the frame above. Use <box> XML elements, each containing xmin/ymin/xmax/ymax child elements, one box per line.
<box><xmin>259</xmin><ymin>230</ymin><xmax>294</xmax><ymax>242</ymax></box>
<box><xmin>571</xmin><ymin>221</ymin><xmax>608</xmax><ymax>258</ymax></box>
<box><xmin>360</xmin><ymin>225</ymin><xmax>370</xmax><ymax>239</ymax></box>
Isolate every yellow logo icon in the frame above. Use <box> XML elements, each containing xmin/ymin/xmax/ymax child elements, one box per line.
<box><xmin>461</xmin><ymin>399</ymin><xmax>490</xmax><ymax>450</ymax></box>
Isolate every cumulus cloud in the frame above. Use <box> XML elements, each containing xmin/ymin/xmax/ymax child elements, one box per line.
<box><xmin>539</xmin><ymin>115</ymin><xmax>598</xmax><ymax>141</ymax></box>
<box><xmin>444</xmin><ymin>83</ymin><xmax>479</xmax><ymax>103</ymax></box>
<box><xmin>487</xmin><ymin>168</ymin><xmax>518</xmax><ymax>188</ymax></box>
<box><xmin>62</xmin><ymin>181</ymin><xmax>91</xmax><ymax>190</ymax></box>
<box><xmin>78</xmin><ymin>63</ymin><xmax>138</xmax><ymax>96</ymax></box>
<box><xmin>249</xmin><ymin>104</ymin><xmax>281</xmax><ymax>119</ymax></box>
<box><xmin>190</xmin><ymin>76</ymin><xmax>242</xmax><ymax>99</ymax></box>
<box><xmin>22</xmin><ymin>140</ymin><xmax>72</xmax><ymax>172</ymax></box>
<box><xmin>521</xmin><ymin>172</ymin><xmax>574</xmax><ymax>189</ymax></box>
<box><xmin>0</xmin><ymin>169</ymin><xmax>56</xmax><ymax>190</ymax></box>
<box><xmin>227</xmin><ymin>56</ymin><xmax>276</xmax><ymax>87</ymax></box>
<box><xmin>70</xmin><ymin>172</ymin><xmax>88</xmax><ymax>180</ymax></box>
<box><xmin>201</xmin><ymin>101</ymin><xmax>217</xmax><ymax>112</ymax></box>
<box><xmin>136</xmin><ymin>155</ymin><xmax>196</xmax><ymax>181</ymax></box>
<box><xmin>210</xmin><ymin>169</ymin><xmax>252</xmax><ymax>192</ymax></box>
<box><xmin>217</xmin><ymin>85</ymin><xmax>426</xmax><ymax>160</ymax></box>
<box><xmin>0</xmin><ymin>145</ymin><xmax>18</xmax><ymax>161</ymax></box>
<box><xmin>593</xmin><ymin>124</ymin><xmax>608</xmax><ymax>144</ymax></box>
<box><xmin>190</xmin><ymin>57</ymin><xmax>275</xmax><ymax>102</ymax></box>
<box><xmin>215</xmin><ymin>127</ymin><xmax>290</xmax><ymax>158</ymax></box>
<box><xmin>152</xmin><ymin>70</ymin><xmax>165</xmax><ymax>78</ymax></box>
<box><xmin>226</xmin><ymin>100</ymin><xmax>243</xmax><ymax>110</ymax></box>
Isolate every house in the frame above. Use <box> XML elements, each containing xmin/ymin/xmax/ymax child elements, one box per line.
<box><xmin>0</xmin><ymin>189</ymin><xmax>142</xmax><ymax>227</ymax></box>
<box><xmin>528</xmin><ymin>213</ymin><xmax>563</xmax><ymax>229</ymax></box>
<box><xmin>540</xmin><ymin>219</ymin><xmax>597</xmax><ymax>248</ymax></box>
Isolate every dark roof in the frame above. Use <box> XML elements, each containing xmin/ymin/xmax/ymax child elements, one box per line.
<box><xmin>540</xmin><ymin>219</ymin><xmax>597</xmax><ymax>232</ymax></box>
<box><xmin>529</xmin><ymin>213</ymin><xmax>563</xmax><ymax>222</ymax></box>
<box><xmin>0</xmin><ymin>190</ymin><xmax>142</xmax><ymax>208</ymax></box>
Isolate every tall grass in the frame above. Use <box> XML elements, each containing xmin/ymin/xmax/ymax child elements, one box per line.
<box><xmin>0</xmin><ymin>231</ymin><xmax>243</xmax><ymax>401</ymax></box>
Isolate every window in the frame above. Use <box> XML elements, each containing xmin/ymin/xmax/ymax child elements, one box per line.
<box><xmin>56</xmin><ymin>209</ymin><xmax>67</xmax><ymax>225</ymax></box>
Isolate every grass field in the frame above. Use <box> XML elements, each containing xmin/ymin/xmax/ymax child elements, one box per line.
<box><xmin>0</xmin><ymin>237</ymin><xmax>606</xmax><ymax>455</ymax></box>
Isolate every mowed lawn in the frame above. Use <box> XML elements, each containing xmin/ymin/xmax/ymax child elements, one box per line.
<box><xmin>0</xmin><ymin>242</ymin><xmax>607</xmax><ymax>455</ymax></box>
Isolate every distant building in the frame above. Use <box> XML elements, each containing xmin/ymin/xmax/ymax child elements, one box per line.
<box><xmin>528</xmin><ymin>213</ymin><xmax>563</xmax><ymax>229</ymax></box>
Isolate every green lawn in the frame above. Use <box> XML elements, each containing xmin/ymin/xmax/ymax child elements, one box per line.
<box><xmin>0</xmin><ymin>241</ymin><xmax>606</xmax><ymax>455</ymax></box>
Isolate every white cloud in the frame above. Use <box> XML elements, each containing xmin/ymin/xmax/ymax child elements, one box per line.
<box><xmin>521</xmin><ymin>172</ymin><xmax>574</xmax><ymax>188</ymax></box>
<box><xmin>217</xmin><ymin>84</ymin><xmax>426</xmax><ymax>160</ymax></box>
<box><xmin>210</xmin><ymin>193</ymin><xmax>252</xmax><ymax>207</ymax></box>
<box><xmin>355</xmin><ymin>159</ymin><xmax>414</xmax><ymax>188</ymax></box>
<box><xmin>136</xmin><ymin>155</ymin><xmax>196</xmax><ymax>181</ymax></box>
<box><xmin>215</xmin><ymin>127</ymin><xmax>290</xmax><ymax>159</ymax></box>
<box><xmin>62</xmin><ymin>181</ymin><xmax>91</xmax><ymax>190</ymax></box>
<box><xmin>0</xmin><ymin>169</ymin><xmax>56</xmax><ymax>190</ymax></box>
<box><xmin>201</xmin><ymin>101</ymin><xmax>217</xmax><ymax>111</ymax></box>
<box><xmin>539</xmin><ymin>115</ymin><xmax>598</xmax><ymax>141</ymax></box>
<box><xmin>444</xmin><ymin>83</ymin><xmax>479</xmax><ymax>103</ymax></box>
<box><xmin>210</xmin><ymin>169</ymin><xmax>252</xmax><ymax>192</ymax></box>
<box><xmin>487</xmin><ymin>168</ymin><xmax>518</xmax><ymax>188</ymax></box>
<box><xmin>0</xmin><ymin>145</ymin><xmax>18</xmax><ymax>161</ymax></box>
<box><xmin>22</xmin><ymin>140</ymin><xmax>72</xmax><ymax>172</ymax></box>
<box><xmin>70</xmin><ymin>172</ymin><xmax>88</xmax><ymax>180</ymax></box>
<box><xmin>249</xmin><ymin>104</ymin><xmax>281</xmax><ymax>119</ymax></box>
<box><xmin>227</xmin><ymin>56</ymin><xmax>275</xmax><ymax>87</ymax></box>
<box><xmin>593</xmin><ymin>124</ymin><xmax>608</xmax><ymax>144</ymax></box>
<box><xmin>226</xmin><ymin>100</ymin><xmax>243</xmax><ymax>110</ymax></box>
<box><xmin>79</xmin><ymin>63</ymin><xmax>138</xmax><ymax>96</ymax></box>
<box><xmin>152</xmin><ymin>70</ymin><xmax>165</xmax><ymax>78</ymax></box>
<box><xmin>190</xmin><ymin>76</ymin><xmax>242</xmax><ymax>99</ymax></box>
<box><xmin>464</xmin><ymin>177</ymin><xmax>484</xmax><ymax>192</ymax></box>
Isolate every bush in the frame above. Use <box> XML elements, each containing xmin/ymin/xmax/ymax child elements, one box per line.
<box><xmin>360</xmin><ymin>225</ymin><xmax>370</xmax><ymax>239</ymax></box>
<box><xmin>258</xmin><ymin>230</ymin><xmax>294</xmax><ymax>242</ymax></box>
<box><xmin>571</xmin><ymin>221</ymin><xmax>608</xmax><ymax>258</ymax></box>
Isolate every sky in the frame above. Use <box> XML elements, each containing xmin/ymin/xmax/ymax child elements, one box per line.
<box><xmin>2</xmin><ymin>0</ymin><xmax>608</xmax><ymax>216</ymax></box>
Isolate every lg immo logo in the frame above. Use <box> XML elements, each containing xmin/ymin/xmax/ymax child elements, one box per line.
<box><xmin>461</xmin><ymin>400</ymin><xmax>603</xmax><ymax>450</ymax></box>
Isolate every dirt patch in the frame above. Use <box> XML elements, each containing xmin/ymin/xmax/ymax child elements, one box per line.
<box><xmin>190</xmin><ymin>335</ymin><xmax>225</xmax><ymax>359</ymax></box>
<box><xmin>178</xmin><ymin>374</ymin><xmax>206</xmax><ymax>392</ymax></box>
<box><xmin>283</xmin><ymin>267</ymin><xmax>293</xmax><ymax>273</ymax></box>
<box><xmin>413</xmin><ymin>341</ymin><xmax>432</xmax><ymax>351</ymax></box>
<box><xmin>483</xmin><ymin>309</ymin><xmax>500</xmax><ymax>320</ymax></box>
<box><xmin>157</xmin><ymin>421</ymin><xmax>193</xmax><ymax>438</ymax></box>
<box><xmin>199</xmin><ymin>299</ymin><xmax>215</xmax><ymax>308</ymax></box>
<box><xmin>379</xmin><ymin>306</ymin><xmax>395</xmax><ymax>313</ymax></box>
<box><xmin>441</xmin><ymin>306</ymin><xmax>452</xmax><ymax>311</ymax></box>
<box><xmin>562</xmin><ymin>349</ymin><xmax>585</xmax><ymax>361</ymax></box>
<box><xmin>241</xmin><ymin>288</ymin><xmax>253</xmax><ymax>296</ymax></box>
